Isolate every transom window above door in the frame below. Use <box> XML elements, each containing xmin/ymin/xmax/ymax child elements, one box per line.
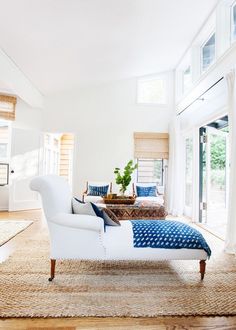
<box><xmin>201</xmin><ymin>32</ymin><xmax>216</xmax><ymax>72</ymax></box>
<box><xmin>183</xmin><ymin>66</ymin><xmax>192</xmax><ymax>93</ymax></box>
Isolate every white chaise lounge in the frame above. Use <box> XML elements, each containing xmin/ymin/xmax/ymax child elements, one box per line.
<box><xmin>30</xmin><ymin>175</ymin><xmax>208</xmax><ymax>281</ymax></box>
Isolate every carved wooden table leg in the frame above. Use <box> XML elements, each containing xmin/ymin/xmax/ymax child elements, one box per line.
<box><xmin>200</xmin><ymin>260</ymin><xmax>206</xmax><ymax>280</ymax></box>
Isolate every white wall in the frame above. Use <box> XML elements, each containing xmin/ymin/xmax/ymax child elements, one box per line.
<box><xmin>13</xmin><ymin>99</ymin><xmax>42</xmax><ymax>130</ymax></box>
<box><xmin>0</xmin><ymin>99</ymin><xmax>42</xmax><ymax>210</ymax></box>
<box><xmin>179</xmin><ymin>78</ymin><xmax>228</xmax><ymax>131</ymax></box>
<box><xmin>43</xmin><ymin>75</ymin><xmax>174</xmax><ymax>197</ymax></box>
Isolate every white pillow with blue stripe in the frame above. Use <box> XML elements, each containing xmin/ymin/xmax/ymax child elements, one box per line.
<box><xmin>88</xmin><ymin>185</ymin><xmax>109</xmax><ymax>196</ymax></box>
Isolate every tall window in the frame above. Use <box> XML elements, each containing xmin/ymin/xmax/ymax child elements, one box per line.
<box><xmin>201</xmin><ymin>33</ymin><xmax>216</xmax><ymax>72</ymax></box>
<box><xmin>0</xmin><ymin>143</ymin><xmax>7</xmax><ymax>159</ymax></box>
<box><xmin>183</xmin><ymin>66</ymin><xmax>191</xmax><ymax>93</ymax></box>
<box><xmin>0</xmin><ymin>123</ymin><xmax>10</xmax><ymax>186</ymax></box>
<box><xmin>43</xmin><ymin>133</ymin><xmax>60</xmax><ymax>175</ymax></box>
<box><xmin>185</xmin><ymin>138</ymin><xmax>193</xmax><ymax>208</ymax></box>
<box><xmin>137</xmin><ymin>158</ymin><xmax>163</xmax><ymax>185</ymax></box>
<box><xmin>0</xmin><ymin>124</ymin><xmax>9</xmax><ymax>162</ymax></box>
<box><xmin>231</xmin><ymin>2</ymin><xmax>236</xmax><ymax>43</ymax></box>
<box><xmin>137</xmin><ymin>76</ymin><xmax>167</xmax><ymax>104</ymax></box>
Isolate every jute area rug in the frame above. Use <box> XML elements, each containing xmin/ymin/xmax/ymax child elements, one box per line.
<box><xmin>0</xmin><ymin>220</ymin><xmax>33</xmax><ymax>246</ymax></box>
<box><xmin>0</xmin><ymin>226</ymin><xmax>236</xmax><ymax>317</ymax></box>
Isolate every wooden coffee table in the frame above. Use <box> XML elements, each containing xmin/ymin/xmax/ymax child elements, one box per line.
<box><xmin>106</xmin><ymin>203</ymin><xmax>167</xmax><ymax>220</ymax></box>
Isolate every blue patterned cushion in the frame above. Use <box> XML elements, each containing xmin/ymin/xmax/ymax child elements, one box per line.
<box><xmin>136</xmin><ymin>185</ymin><xmax>157</xmax><ymax>197</ymax></box>
<box><xmin>88</xmin><ymin>185</ymin><xmax>109</xmax><ymax>196</ymax></box>
<box><xmin>131</xmin><ymin>220</ymin><xmax>211</xmax><ymax>257</ymax></box>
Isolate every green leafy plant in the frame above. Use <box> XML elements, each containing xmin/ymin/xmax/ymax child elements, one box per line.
<box><xmin>114</xmin><ymin>160</ymin><xmax>138</xmax><ymax>195</ymax></box>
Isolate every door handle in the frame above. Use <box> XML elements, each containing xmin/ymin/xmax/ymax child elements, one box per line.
<box><xmin>10</xmin><ymin>170</ymin><xmax>15</xmax><ymax>174</ymax></box>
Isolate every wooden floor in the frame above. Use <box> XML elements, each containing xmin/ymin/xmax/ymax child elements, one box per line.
<box><xmin>1</xmin><ymin>316</ymin><xmax>236</xmax><ymax>330</ymax></box>
<box><xmin>0</xmin><ymin>210</ymin><xmax>235</xmax><ymax>330</ymax></box>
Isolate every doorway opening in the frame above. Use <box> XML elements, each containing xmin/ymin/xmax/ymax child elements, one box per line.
<box><xmin>43</xmin><ymin>133</ymin><xmax>74</xmax><ymax>186</ymax></box>
<box><xmin>0</xmin><ymin>121</ymin><xmax>10</xmax><ymax>211</ymax></box>
<box><xmin>199</xmin><ymin>115</ymin><xmax>229</xmax><ymax>239</ymax></box>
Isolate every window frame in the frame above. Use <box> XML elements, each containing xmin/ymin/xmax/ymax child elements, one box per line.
<box><xmin>0</xmin><ymin>121</ymin><xmax>10</xmax><ymax>163</ymax></box>
<box><xmin>136</xmin><ymin>75</ymin><xmax>167</xmax><ymax>106</ymax></box>
<box><xmin>137</xmin><ymin>158</ymin><xmax>164</xmax><ymax>185</ymax></box>
<box><xmin>43</xmin><ymin>133</ymin><xmax>61</xmax><ymax>175</ymax></box>
<box><xmin>182</xmin><ymin>65</ymin><xmax>192</xmax><ymax>94</ymax></box>
<box><xmin>184</xmin><ymin>137</ymin><xmax>193</xmax><ymax>208</ymax></box>
<box><xmin>200</xmin><ymin>31</ymin><xmax>216</xmax><ymax>73</ymax></box>
<box><xmin>0</xmin><ymin>163</ymin><xmax>9</xmax><ymax>186</ymax></box>
<box><xmin>0</xmin><ymin>142</ymin><xmax>8</xmax><ymax>161</ymax></box>
<box><xmin>231</xmin><ymin>0</ymin><xmax>236</xmax><ymax>44</ymax></box>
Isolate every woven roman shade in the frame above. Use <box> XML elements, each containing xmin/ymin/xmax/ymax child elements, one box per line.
<box><xmin>0</xmin><ymin>95</ymin><xmax>17</xmax><ymax>121</ymax></box>
<box><xmin>134</xmin><ymin>132</ymin><xmax>169</xmax><ymax>159</ymax></box>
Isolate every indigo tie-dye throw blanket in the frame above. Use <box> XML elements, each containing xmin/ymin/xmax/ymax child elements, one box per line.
<box><xmin>131</xmin><ymin>220</ymin><xmax>211</xmax><ymax>257</ymax></box>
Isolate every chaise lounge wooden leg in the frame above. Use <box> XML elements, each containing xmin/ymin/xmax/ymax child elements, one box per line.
<box><xmin>48</xmin><ymin>259</ymin><xmax>56</xmax><ymax>281</ymax></box>
<box><xmin>199</xmin><ymin>260</ymin><xmax>206</xmax><ymax>280</ymax></box>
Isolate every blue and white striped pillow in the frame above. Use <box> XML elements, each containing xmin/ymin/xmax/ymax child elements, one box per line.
<box><xmin>88</xmin><ymin>185</ymin><xmax>109</xmax><ymax>196</ymax></box>
<box><xmin>136</xmin><ymin>185</ymin><xmax>157</xmax><ymax>197</ymax></box>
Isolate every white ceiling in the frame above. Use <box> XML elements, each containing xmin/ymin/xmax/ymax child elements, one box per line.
<box><xmin>0</xmin><ymin>0</ymin><xmax>218</xmax><ymax>94</ymax></box>
<box><xmin>0</xmin><ymin>80</ymin><xmax>14</xmax><ymax>94</ymax></box>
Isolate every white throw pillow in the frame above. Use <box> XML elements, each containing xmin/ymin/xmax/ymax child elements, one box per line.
<box><xmin>72</xmin><ymin>198</ymin><xmax>96</xmax><ymax>216</ymax></box>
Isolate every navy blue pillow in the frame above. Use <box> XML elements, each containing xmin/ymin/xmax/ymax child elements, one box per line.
<box><xmin>88</xmin><ymin>185</ymin><xmax>109</xmax><ymax>196</ymax></box>
<box><xmin>90</xmin><ymin>202</ymin><xmax>106</xmax><ymax>231</ymax></box>
<box><xmin>74</xmin><ymin>197</ymin><xmax>84</xmax><ymax>204</ymax></box>
<box><xmin>136</xmin><ymin>186</ymin><xmax>157</xmax><ymax>197</ymax></box>
<box><xmin>91</xmin><ymin>202</ymin><xmax>104</xmax><ymax>218</ymax></box>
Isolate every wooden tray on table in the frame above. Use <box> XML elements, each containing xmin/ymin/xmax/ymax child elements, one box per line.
<box><xmin>103</xmin><ymin>196</ymin><xmax>136</xmax><ymax>205</ymax></box>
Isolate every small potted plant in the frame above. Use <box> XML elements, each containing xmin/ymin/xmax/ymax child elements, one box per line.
<box><xmin>114</xmin><ymin>160</ymin><xmax>137</xmax><ymax>196</ymax></box>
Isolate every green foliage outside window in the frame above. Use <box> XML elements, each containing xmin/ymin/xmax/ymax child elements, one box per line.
<box><xmin>210</xmin><ymin>134</ymin><xmax>227</xmax><ymax>189</ymax></box>
<box><xmin>210</xmin><ymin>135</ymin><xmax>226</xmax><ymax>170</ymax></box>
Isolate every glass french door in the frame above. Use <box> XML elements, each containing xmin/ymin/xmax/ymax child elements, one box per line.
<box><xmin>184</xmin><ymin>137</ymin><xmax>193</xmax><ymax>217</ymax></box>
<box><xmin>199</xmin><ymin>126</ymin><xmax>229</xmax><ymax>238</ymax></box>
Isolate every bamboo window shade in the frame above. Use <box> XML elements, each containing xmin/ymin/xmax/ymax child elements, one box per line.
<box><xmin>134</xmin><ymin>132</ymin><xmax>169</xmax><ymax>159</ymax></box>
<box><xmin>0</xmin><ymin>95</ymin><xmax>17</xmax><ymax>121</ymax></box>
